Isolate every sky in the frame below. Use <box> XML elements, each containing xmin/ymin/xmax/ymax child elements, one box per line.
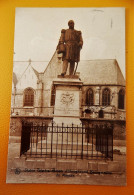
<box><xmin>13</xmin><ymin>7</ymin><xmax>125</xmax><ymax>77</ymax></box>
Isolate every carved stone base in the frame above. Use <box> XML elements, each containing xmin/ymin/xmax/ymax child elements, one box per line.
<box><xmin>53</xmin><ymin>77</ymin><xmax>83</xmax><ymax>126</ymax></box>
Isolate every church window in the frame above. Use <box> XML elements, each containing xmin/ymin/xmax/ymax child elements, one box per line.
<box><xmin>24</xmin><ymin>88</ymin><xmax>34</xmax><ymax>106</ymax></box>
<box><xmin>118</xmin><ymin>89</ymin><xmax>125</xmax><ymax>109</ymax></box>
<box><xmin>86</xmin><ymin>88</ymin><xmax>94</xmax><ymax>106</ymax></box>
<box><xmin>102</xmin><ymin>88</ymin><xmax>110</xmax><ymax>106</ymax></box>
<box><xmin>51</xmin><ymin>85</ymin><xmax>56</xmax><ymax>106</ymax></box>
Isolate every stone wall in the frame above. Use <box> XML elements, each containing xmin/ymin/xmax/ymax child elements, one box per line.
<box><xmin>9</xmin><ymin>116</ymin><xmax>52</xmax><ymax>136</ymax></box>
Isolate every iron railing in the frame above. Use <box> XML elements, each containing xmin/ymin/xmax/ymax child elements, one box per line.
<box><xmin>21</xmin><ymin>121</ymin><xmax>113</xmax><ymax>160</ymax></box>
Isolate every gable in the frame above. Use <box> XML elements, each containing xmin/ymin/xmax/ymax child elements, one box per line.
<box><xmin>44</xmin><ymin>51</ymin><xmax>62</xmax><ymax>78</ymax></box>
<box><xmin>16</xmin><ymin>65</ymin><xmax>38</xmax><ymax>90</ymax></box>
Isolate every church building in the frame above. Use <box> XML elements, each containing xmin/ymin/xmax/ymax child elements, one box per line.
<box><xmin>9</xmin><ymin>51</ymin><xmax>126</xmax><ymax>174</ymax></box>
<box><xmin>11</xmin><ymin>52</ymin><xmax>125</xmax><ymax>122</ymax></box>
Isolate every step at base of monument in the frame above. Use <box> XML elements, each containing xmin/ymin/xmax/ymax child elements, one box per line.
<box><xmin>26</xmin><ymin>150</ymin><xmax>104</xmax><ymax>161</ymax></box>
<box><xmin>24</xmin><ymin>158</ymin><xmax>102</xmax><ymax>171</ymax></box>
<box><xmin>17</xmin><ymin>159</ymin><xmax>120</xmax><ymax>172</ymax></box>
<box><xmin>26</xmin><ymin>141</ymin><xmax>103</xmax><ymax>159</ymax></box>
<box><xmin>37</xmin><ymin>142</ymin><xmax>96</xmax><ymax>150</ymax></box>
<box><xmin>14</xmin><ymin>157</ymin><xmax>121</xmax><ymax>173</ymax></box>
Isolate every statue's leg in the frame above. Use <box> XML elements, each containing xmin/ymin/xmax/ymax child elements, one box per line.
<box><xmin>69</xmin><ymin>61</ymin><xmax>75</xmax><ymax>75</ymax></box>
<box><xmin>62</xmin><ymin>59</ymin><xmax>68</xmax><ymax>75</ymax></box>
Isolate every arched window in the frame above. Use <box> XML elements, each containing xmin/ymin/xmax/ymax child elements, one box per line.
<box><xmin>50</xmin><ymin>85</ymin><xmax>56</xmax><ymax>106</ymax></box>
<box><xmin>24</xmin><ymin>88</ymin><xmax>34</xmax><ymax>106</ymax></box>
<box><xmin>102</xmin><ymin>88</ymin><xmax>110</xmax><ymax>106</ymax></box>
<box><xmin>118</xmin><ymin>89</ymin><xmax>125</xmax><ymax>109</ymax></box>
<box><xmin>86</xmin><ymin>88</ymin><xmax>94</xmax><ymax>106</ymax></box>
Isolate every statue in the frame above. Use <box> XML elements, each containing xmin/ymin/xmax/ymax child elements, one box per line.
<box><xmin>57</xmin><ymin>20</ymin><xmax>83</xmax><ymax>76</ymax></box>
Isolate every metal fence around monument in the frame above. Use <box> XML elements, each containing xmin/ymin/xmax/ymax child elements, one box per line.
<box><xmin>20</xmin><ymin>121</ymin><xmax>113</xmax><ymax>160</ymax></box>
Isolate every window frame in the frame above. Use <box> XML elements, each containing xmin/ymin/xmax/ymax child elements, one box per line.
<box><xmin>118</xmin><ymin>88</ymin><xmax>125</xmax><ymax>109</ymax></box>
<box><xmin>102</xmin><ymin>88</ymin><xmax>111</xmax><ymax>106</ymax></box>
<box><xmin>23</xmin><ymin>87</ymin><xmax>34</xmax><ymax>107</ymax></box>
<box><xmin>86</xmin><ymin>88</ymin><xmax>94</xmax><ymax>106</ymax></box>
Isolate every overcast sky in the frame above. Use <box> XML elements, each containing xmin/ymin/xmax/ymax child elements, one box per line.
<box><xmin>13</xmin><ymin>7</ymin><xmax>125</xmax><ymax>77</ymax></box>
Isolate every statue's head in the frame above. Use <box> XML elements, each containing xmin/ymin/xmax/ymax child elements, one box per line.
<box><xmin>68</xmin><ymin>20</ymin><xmax>74</xmax><ymax>29</ymax></box>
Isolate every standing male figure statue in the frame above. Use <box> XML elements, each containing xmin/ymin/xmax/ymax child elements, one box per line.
<box><xmin>57</xmin><ymin>20</ymin><xmax>83</xmax><ymax>76</ymax></box>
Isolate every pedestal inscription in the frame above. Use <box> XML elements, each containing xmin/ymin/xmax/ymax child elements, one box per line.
<box><xmin>55</xmin><ymin>90</ymin><xmax>79</xmax><ymax>117</ymax></box>
<box><xmin>53</xmin><ymin>78</ymin><xmax>83</xmax><ymax>126</ymax></box>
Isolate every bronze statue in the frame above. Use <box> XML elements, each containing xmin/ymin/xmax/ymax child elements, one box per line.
<box><xmin>57</xmin><ymin>20</ymin><xmax>83</xmax><ymax>76</ymax></box>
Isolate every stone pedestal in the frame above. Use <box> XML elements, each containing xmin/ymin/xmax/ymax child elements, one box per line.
<box><xmin>53</xmin><ymin>76</ymin><xmax>83</xmax><ymax>126</ymax></box>
<box><xmin>49</xmin><ymin>76</ymin><xmax>83</xmax><ymax>143</ymax></box>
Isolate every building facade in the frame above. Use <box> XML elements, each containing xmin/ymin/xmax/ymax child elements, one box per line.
<box><xmin>11</xmin><ymin>52</ymin><xmax>126</xmax><ymax>122</ymax></box>
<box><xmin>8</xmin><ymin>52</ymin><xmax>126</xmax><ymax>175</ymax></box>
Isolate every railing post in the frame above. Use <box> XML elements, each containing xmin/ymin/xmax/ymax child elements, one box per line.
<box><xmin>56</xmin><ymin>124</ymin><xmax>58</xmax><ymax>158</ymax></box>
<box><xmin>66</xmin><ymin>125</ymin><xmax>68</xmax><ymax>158</ymax></box>
<box><xmin>51</xmin><ymin>121</ymin><xmax>53</xmax><ymax>158</ymax></box>
<box><xmin>111</xmin><ymin>123</ymin><xmax>114</xmax><ymax>160</ymax></box>
<box><xmin>71</xmin><ymin>123</ymin><xmax>74</xmax><ymax>158</ymax></box>
<box><xmin>30</xmin><ymin>123</ymin><xmax>32</xmax><ymax>156</ymax></box>
<box><xmin>20</xmin><ymin>121</ymin><xmax>23</xmax><ymax>156</ymax></box>
<box><xmin>36</xmin><ymin>123</ymin><xmax>38</xmax><ymax>155</ymax></box>
<box><xmin>106</xmin><ymin>126</ymin><xmax>109</xmax><ymax>158</ymax></box>
<box><xmin>61</xmin><ymin>123</ymin><xmax>64</xmax><ymax>157</ymax></box>
<box><xmin>87</xmin><ymin>122</ymin><xmax>89</xmax><ymax>159</ymax></box>
<box><xmin>76</xmin><ymin>125</ymin><xmax>78</xmax><ymax>159</ymax></box>
<box><xmin>41</xmin><ymin>122</ymin><xmax>43</xmax><ymax>156</ymax></box>
<box><xmin>45</xmin><ymin>123</ymin><xmax>48</xmax><ymax>158</ymax></box>
<box><xmin>81</xmin><ymin>123</ymin><xmax>83</xmax><ymax>159</ymax></box>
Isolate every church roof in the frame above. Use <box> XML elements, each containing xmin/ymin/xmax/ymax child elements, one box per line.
<box><xmin>13</xmin><ymin>57</ymin><xmax>125</xmax><ymax>87</ymax></box>
<box><xmin>77</xmin><ymin>59</ymin><xmax>125</xmax><ymax>86</ymax></box>
<box><xmin>13</xmin><ymin>61</ymin><xmax>48</xmax><ymax>76</ymax></box>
